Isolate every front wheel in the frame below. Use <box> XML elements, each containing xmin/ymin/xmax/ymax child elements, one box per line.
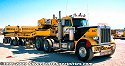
<box><xmin>76</xmin><ymin>42</ymin><xmax>93</xmax><ymax>61</ymax></box>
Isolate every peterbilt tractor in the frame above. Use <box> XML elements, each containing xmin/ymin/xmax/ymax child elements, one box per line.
<box><xmin>33</xmin><ymin>11</ymin><xmax>116</xmax><ymax>61</ymax></box>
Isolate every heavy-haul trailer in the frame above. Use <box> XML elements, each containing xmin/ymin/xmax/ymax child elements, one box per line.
<box><xmin>32</xmin><ymin>11</ymin><xmax>116</xmax><ymax>61</ymax></box>
<box><xmin>2</xmin><ymin>25</ymin><xmax>37</xmax><ymax>46</ymax></box>
<box><xmin>2</xmin><ymin>26</ymin><xmax>20</xmax><ymax>44</ymax></box>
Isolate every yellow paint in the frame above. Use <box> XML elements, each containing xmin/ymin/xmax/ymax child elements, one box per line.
<box><xmin>21</xmin><ymin>26</ymin><xmax>37</xmax><ymax>33</ymax></box>
<box><xmin>38</xmin><ymin>18</ymin><xmax>58</xmax><ymax>26</ymax></box>
<box><xmin>84</xmin><ymin>28</ymin><xmax>98</xmax><ymax>37</ymax></box>
<box><xmin>51</xmin><ymin>19</ymin><xmax>58</xmax><ymax>26</ymax></box>
<box><xmin>75</xmin><ymin>28</ymin><xmax>98</xmax><ymax>46</ymax></box>
<box><xmin>123</xmin><ymin>30</ymin><xmax>125</xmax><ymax>37</ymax></box>
<box><xmin>5</xmin><ymin>26</ymin><xmax>20</xmax><ymax>32</ymax></box>
<box><xmin>32</xmin><ymin>29</ymin><xmax>51</xmax><ymax>37</ymax></box>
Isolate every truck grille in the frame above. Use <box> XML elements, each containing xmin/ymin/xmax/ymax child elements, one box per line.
<box><xmin>100</xmin><ymin>28</ymin><xmax>111</xmax><ymax>43</ymax></box>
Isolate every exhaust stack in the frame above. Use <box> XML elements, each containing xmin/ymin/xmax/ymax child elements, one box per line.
<box><xmin>58</xmin><ymin>11</ymin><xmax>62</xmax><ymax>48</ymax></box>
<box><xmin>58</xmin><ymin>11</ymin><xmax>62</xmax><ymax>40</ymax></box>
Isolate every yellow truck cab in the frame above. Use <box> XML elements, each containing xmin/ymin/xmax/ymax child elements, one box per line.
<box><xmin>61</xmin><ymin>13</ymin><xmax>115</xmax><ymax>61</ymax></box>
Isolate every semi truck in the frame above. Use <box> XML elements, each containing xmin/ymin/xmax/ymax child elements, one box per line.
<box><xmin>32</xmin><ymin>11</ymin><xmax>116</xmax><ymax>61</ymax></box>
<box><xmin>2</xmin><ymin>11</ymin><xmax>116</xmax><ymax>61</ymax></box>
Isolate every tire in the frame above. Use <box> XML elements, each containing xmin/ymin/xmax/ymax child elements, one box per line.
<box><xmin>18</xmin><ymin>39</ymin><xmax>24</xmax><ymax>46</ymax></box>
<box><xmin>3</xmin><ymin>38</ymin><xmax>5</xmax><ymax>43</ymax></box>
<box><xmin>13</xmin><ymin>39</ymin><xmax>18</xmax><ymax>46</ymax></box>
<box><xmin>76</xmin><ymin>42</ymin><xmax>93</xmax><ymax>61</ymax></box>
<box><xmin>7</xmin><ymin>38</ymin><xmax>11</xmax><ymax>43</ymax></box>
<box><xmin>8</xmin><ymin>38</ymin><xmax>11</xmax><ymax>43</ymax></box>
<box><xmin>43</xmin><ymin>39</ymin><xmax>53</xmax><ymax>53</ymax></box>
<box><xmin>10</xmin><ymin>39</ymin><xmax>13</xmax><ymax>45</ymax></box>
<box><xmin>35</xmin><ymin>38</ymin><xmax>44</xmax><ymax>51</ymax></box>
<box><xmin>4</xmin><ymin>38</ymin><xmax>7</xmax><ymax>44</ymax></box>
<box><xmin>22</xmin><ymin>39</ymin><xmax>26</xmax><ymax>46</ymax></box>
<box><xmin>6</xmin><ymin>38</ymin><xmax>9</xmax><ymax>43</ymax></box>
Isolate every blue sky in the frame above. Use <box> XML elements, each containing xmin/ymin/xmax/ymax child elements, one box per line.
<box><xmin>0</xmin><ymin>0</ymin><xmax>125</xmax><ymax>29</ymax></box>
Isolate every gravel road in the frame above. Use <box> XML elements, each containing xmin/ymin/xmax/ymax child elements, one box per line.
<box><xmin>0</xmin><ymin>39</ymin><xmax>125</xmax><ymax>66</ymax></box>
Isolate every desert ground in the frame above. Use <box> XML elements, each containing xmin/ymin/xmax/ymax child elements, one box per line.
<box><xmin>0</xmin><ymin>37</ymin><xmax>125</xmax><ymax>66</ymax></box>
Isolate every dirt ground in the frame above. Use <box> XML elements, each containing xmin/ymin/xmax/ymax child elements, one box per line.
<box><xmin>0</xmin><ymin>39</ymin><xmax>125</xmax><ymax>66</ymax></box>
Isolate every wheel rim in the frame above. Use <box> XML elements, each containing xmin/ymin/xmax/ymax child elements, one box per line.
<box><xmin>44</xmin><ymin>40</ymin><xmax>49</xmax><ymax>51</ymax></box>
<box><xmin>36</xmin><ymin>40</ymin><xmax>40</xmax><ymax>48</ymax></box>
<box><xmin>79</xmin><ymin>47</ymin><xmax>87</xmax><ymax>57</ymax></box>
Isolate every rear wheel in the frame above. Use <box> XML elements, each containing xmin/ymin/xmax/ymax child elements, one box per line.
<box><xmin>3</xmin><ymin>38</ymin><xmax>5</xmax><ymax>43</ymax></box>
<box><xmin>76</xmin><ymin>42</ymin><xmax>93</xmax><ymax>61</ymax></box>
<box><xmin>35</xmin><ymin>37</ymin><xmax>44</xmax><ymax>51</ymax></box>
<box><xmin>4</xmin><ymin>38</ymin><xmax>7</xmax><ymax>44</ymax></box>
<box><xmin>43</xmin><ymin>39</ymin><xmax>53</xmax><ymax>53</ymax></box>
<box><xmin>7</xmin><ymin>38</ymin><xmax>11</xmax><ymax>43</ymax></box>
<box><xmin>10</xmin><ymin>39</ymin><xmax>13</xmax><ymax>45</ymax></box>
<box><xmin>13</xmin><ymin>39</ymin><xmax>18</xmax><ymax>46</ymax></box>
<box><xmin>23</xmin><ymin>40</ymin><xmax>26</xmax><ymax>46</ymax></box>
<box><xmin>19</xmin><ymin>39</ymin><xmax>23</xmax><ymax>46</ymax></box>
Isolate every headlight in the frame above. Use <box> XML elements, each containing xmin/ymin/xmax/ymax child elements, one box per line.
<box><xmin>93</xmin><ymin>36</ymin><xmax>99</xmax><ymax>43</ymax></box>
<box><xmin>93</xmin><ymin>36</ymin><xmax>99</xmax><ymax>40</ymax></box>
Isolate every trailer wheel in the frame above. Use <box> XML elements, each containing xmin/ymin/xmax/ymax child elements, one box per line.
<box><xmin>43</xmin><ymin>39</ymin><xmax>52</xmax><ymax>53</ymax></box>
<box><xmin>76</xmin><ymin>42</ymin><xmax>93</xmax><ymax>61</ymax></box>
<box><xmin>13</xmin><ymin>39</ymin><xmax>18</xmax><ymax>46</ymax></box>
<box><xmin>9</xmin><ymin>38</ymin><xmax>12</xmax><ymax>43</ymax></box>
<box><xmin>4</xmin><ymin>38</ymin><xmax>7</xmax><ymax>44</ymax></box>
<box><xmin>7</xmin><ymin>38</ymin><xmax>11</xmax><ymax>43</ymax></box>
<box><xmin>21</xmin><ymin>40</ymin><xmax>26</xmax><ymax>46</ymax></box>
<box><xmin>10</xmin><ymin>39</ymin><xmax>13</xmax><ymax>45</ymax></box>
<box><xmin>18</xmin><ymin>39</ymin><xmax>24</xmax><ymax>46</ymax></box>
<box><xmin>35</xmin><ymin>38</ymin><xmax>44</xmax><ymax>51</ymax></box>
<box><xmin>3</xmin><ymin>38</ymin><xmax>5</xmax><ymax>43</ymax></box>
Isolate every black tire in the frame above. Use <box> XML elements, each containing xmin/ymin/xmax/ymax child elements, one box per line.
<box><xmin>7</xmin><ymin>38</ymin><xmax>11</xmax><ymax>43</ymax></box>
<box><xmin>35</xmin><ymin>37</ymin><xmax>44</xmax><ymax>51</ymax></box>
<box><xmin>10</xmin><ymin>39</ymin><xmax>13</xmax><ymax>45</ymax></box>
<box><xmin>6</xmin><ymin>38</ymin><xmax>9</xmax><ymax>43</ymax></box>
<box><xmin>13</xmin><ymin>39</ymin><xmax>18</xmax><ymax>46</ymax></box>
<box><xmin>21</xmin><ymin>39</ymin><xmax>26</xmax><ymax>46</ymax></box>
<box><xmin>8</xmin><ymin>38</ymin><xmax>11</xmax><ymax>43</ymax></box>
<box><xmin>18</xmin><ymin>39</ymin><xmax>24</xmax><ymax>46</ymax></box>
<box><xmin>43</xmin><ymin>39</ymin><xmax>53</xmax><ymax>53</ymax></box>
<box><xmin>3</xmin><ymin>38</ymin><xmax>5</xmax><ymax>43</ymax></box>
<box><xmin>4</xmin><ymin>38</ymin><xmax>7</xmax><ymax>44</ymax></box>
<box><xmin>76</xmin><ymin>42</ymin><xmax>93</xmax><ymax>61</ymax></box>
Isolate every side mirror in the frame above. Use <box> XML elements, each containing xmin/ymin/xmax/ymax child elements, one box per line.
<box><xmin>62</xmin><ymin>20</ymin><xmax>65</xmax><ymax>26</ymax></box>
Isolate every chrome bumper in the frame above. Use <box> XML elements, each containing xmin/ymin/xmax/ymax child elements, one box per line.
<box><xmin>92</xmin><ymin>43</ymin><xmax>116</xmax><ymax>56</ymax></box>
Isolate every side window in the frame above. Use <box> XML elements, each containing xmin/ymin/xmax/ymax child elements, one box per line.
<box><xmin>65</xmin><ymin>20</ymin><xmax>72</xmax><ymax>26</ymax></box>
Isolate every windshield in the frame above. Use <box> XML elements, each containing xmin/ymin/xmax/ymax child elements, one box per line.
<box><xmin>72</xmin><ymin>18</ymin><xmax>87</xmax><ymax>27</ymax></box>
